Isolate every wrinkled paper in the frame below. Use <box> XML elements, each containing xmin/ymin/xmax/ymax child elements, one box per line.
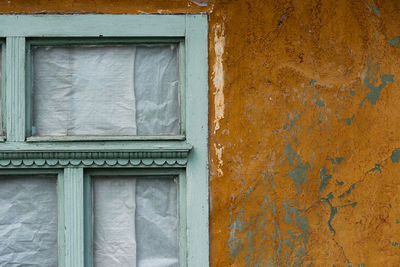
<box><xmin>93</xmin><ymin>176</ymin><xmax>178</xmax><ymax>267</ymax></box>
<box><xmin>0</xmin><ymin>176</ymin><xmax>58</xmax><ymax>266</ymax></box>
<box><xmin>32</xmin><ymin>45</ymin><xmax>179</xmax><ymax>136</ymax></box>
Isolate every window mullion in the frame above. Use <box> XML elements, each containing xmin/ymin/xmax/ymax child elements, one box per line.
<box><xmin>5</xmin><ymin>36</ymin><xmax>25</xmax><ymax>141</ymax></box>
<box><xmin>64</xmin><ymin>167</ymin><xmax>85</xmax><ymax>267</ymax></box>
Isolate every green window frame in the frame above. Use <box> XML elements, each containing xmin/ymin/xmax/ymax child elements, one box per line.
<box><xmin>0</xmin><ymin>14</ymin><xmax>208</xmax><ymax>267</ymax></box>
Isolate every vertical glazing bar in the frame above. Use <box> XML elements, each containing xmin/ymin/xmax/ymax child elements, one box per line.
<box><xmin>58</xmin><ymin>171</ymin><xmax>66</xmax><ymax>267</ymax></box>
<box><xmin>5</xmin><ymin>37</ymin><xmax>25</xmax><ymax>141</ymax></box>
<box><xmin>179</xmin><ymin>41</ymin><xmax>186</xmax><ymax>135</ymax></box>
<box><xmin>84</xmin><ymin>173</ymin><xmax>93</xmax><ymax>267</ymax></box>
<box><xmin>178</xmin><ymin>171</ymin><xmax>188</xmax><ymax>267</ymax></box>
<box><xmin>185</xmin><ymin>15</ymin><xmax>209</xmax><ymax>267</ymax></box>
<box><xmin>64</xmin><ymin>167</ymin><xmax>85</xmax><ymax>267</ymax></box>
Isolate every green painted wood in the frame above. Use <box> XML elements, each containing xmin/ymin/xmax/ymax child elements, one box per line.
<box><xmin>185</xmin><ymin>14</ymin><xmax>209</xmax><ymax>267</ymax></box>
<box><xmin>24</xmin><ymin>37</ymin><xmax>185</xmax><ymax>138</ymax></box>
<box><xmin>1</xmin><ymin>40</ymin><xmax>5</xmax><ymax>137</ymax></box>
<box><xmin>28</xmin><ymin>37</ymin><xmax>183</xmax><ymax>45</ymax></box>
<box><xmin>83</xmin><ymin>173</ymin><xmax>92</xmax><ymax>267</ymax></box>
<box><xmin>0</xmin><ymin>15</ymin><xmax>185</xmax><ymax>37</ymax></box>
<box><xmin>0</xmin><ymin>14</ymin><xmax>209</xmax><ymax>267</ymax></box>
<box><xmin>0</xmin><ymin>140</ymin><xmax>192</xmax><ymax>151</ymax></box>
<box><xmin>64</xmin><ymin>167</ymin><xmax>84</xmax><ymax>267</ymax></box>
<box><xmin>57</xmin><ymin>171</ymin><xmax>66</xmax><ymax>267</ymax></box>
<box><xmin>5</xmin><ymin>37</ymin><xmax>25</xmax><ymax>142</ymax></box>
<box><xmin>178</xmin><ymin>171</ymin><xmax>188</xmax><ymax>267</ymax></box>
<box><xmin>27</xmin><ymin>135</ymin><xmax>186</xmax><ymax>142</ymax></box>
<box><xmin>179</xmin><ymin>41</ymin><xmax>187</xmax><ymax>135</ymax></box>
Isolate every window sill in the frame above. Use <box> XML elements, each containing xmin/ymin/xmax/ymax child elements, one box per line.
<box><xmin>26</xmin><ymin>135</ymin><xmax>186</xmax><ymax>142</ymax></box>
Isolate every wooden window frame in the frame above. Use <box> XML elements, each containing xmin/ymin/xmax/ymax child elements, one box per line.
<box><xmin>0</xmin><ymin>14</ymin><xmax>208</xmax><ymax>267</ymax></box>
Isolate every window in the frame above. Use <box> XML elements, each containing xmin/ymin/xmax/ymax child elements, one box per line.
<box><xmin>0</xmin><ymin>15</ymin><xmax>208</xmax><ymax>267</ymax></box>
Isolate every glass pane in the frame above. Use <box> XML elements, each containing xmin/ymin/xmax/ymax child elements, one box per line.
<box><xmin>0</xmin><ymin>45</ymin><xmax>2</xmax><ymax>135</ymax></box>
<box><xmin>32</xmin><ymin>44</ymin><xmax>180</xmax><ymax>136</ymax></box>
<box><xmin>0</xmin><ymin>175</ymin><xmax>58</xmax><ymax>266</ymax></box>
<box><xmin>92</xmin><ymin>176</ymin><xmax>178</xmax><ymax>267</ymax></box>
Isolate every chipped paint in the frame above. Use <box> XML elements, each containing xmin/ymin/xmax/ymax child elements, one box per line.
<box><xmin>212</xmin><ymin>23</ymin><xmax>225</xmax><ymax>134</ymax></box>
<box><xmin>360</xmin><ymin>60</ymin><xmax>394</xmax><ymax>106</ymax></box>
<box><xmin>214</xmin><ymin>143</ymin><xmax>224</xmax><ymax>177</ymax></box>
<box><xmin>315</xmin><ymin>99</ymin><xmax>325</xmax><ymax>107</ymax></box>
<box><xmin>338</xmin><ymin>116</ymin><xmax>355</xmax><ymax>126</ymax></box>
<box><xmin>368</xmin><ymin>5</ymin><xmax>381</xmax><ymax>15</ymax></box>
<box><xmin>228</xmin><ymin>211</ymin><xmax>245</xmax><ymax>259</ymax></box>
<box><xmin>319</xmin><ymin>167</ymin><xmax>332</xmax><ymax>192</ymax></box>
<box><xmin>388</xmin><ymin>37</ymin><xmax>399</xmax><ymax>48</ymax></box>
<box><xmin>391</xmin><ymin>148</ymin><xmax>400</xmax><ymax>163</ymax></box>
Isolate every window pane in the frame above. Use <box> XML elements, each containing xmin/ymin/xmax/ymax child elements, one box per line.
<box><xmin>0</xmin><ymin>175</ymin><xmax>58</xmax><ymax>266</ymax></box>
<box><xmin>32</xmin><ymin>44</ymin><xmax>180</xmax><ymax>136</ymax></box>
<box><xmin>92</xmin><ymin>176</ymin><xmax>178</xmax><ymax>267</ymax></box>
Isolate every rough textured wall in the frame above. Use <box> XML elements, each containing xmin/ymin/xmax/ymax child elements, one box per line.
<box><xmin>2</xmin><ymin>0</ymin><xmax>400</xmax><ymax>266</ymax></box>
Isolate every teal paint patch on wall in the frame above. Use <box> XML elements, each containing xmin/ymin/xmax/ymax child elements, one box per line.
<box><xmin>315</xmin><ymin>99</ymin><xmax>325</xmax><ymax>107</ymax></box>
<box><xmin>388</xmin><ymin>37</ymin><xmax>399</xmax><ymax>48</ymax></box>
<box><xmin>369</xmin><ymin>164</ymin><xmax>382</xmax><ymax>173</ymax></box>
<box><xmin>338</xmin><ymin>116</ymin><xmax>354</xmax><ymax>126</ymax></box>
<box><xmin>227</xmin><ymin>211</ymin><xmax>245</xmax><ymax>259</ymax></box>
<box><xmin>319</xmin><ymin>167</ymin><xmax>332</xmax><ymax>192</ymax></box>
<box><xmin>390</xmin><ymin>148</ymin><xmax>400</xmax><ymax>163</ymax></box>
<box><xmin>361</xmin><ymin>73</ymin><xmax>394</xmax><ymax>106</ymax></box>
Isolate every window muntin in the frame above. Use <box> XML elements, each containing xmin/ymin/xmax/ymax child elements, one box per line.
<box><xmin>0</xmin><ymin>175</ymin><xmax>58</xmax><ymax>266</ymax></box>
<box><xmin>0</xmin><ymin>44</ymin><xmax>3</xmax><ymax>136</ymax></box>
<box><xmin>92</xmin><ymin>176</ymin><xmax>178</xmax><ymax>267</ymax></box>
<box><xmin>30</xmin><ymin>43</ymin><xmax>180</xmax><ymax>137</ymax></box>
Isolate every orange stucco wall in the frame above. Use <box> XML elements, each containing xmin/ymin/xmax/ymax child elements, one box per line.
<box><xmin>2</xmin><ymin>0</ymin><xmax>400</xmax><ymax>266</ymax></box>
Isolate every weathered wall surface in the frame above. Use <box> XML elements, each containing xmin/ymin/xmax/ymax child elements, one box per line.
<box><xmin>2</xmin><ymin>0</ymin><xmax>400</xmax><ymax>266</ymax></box>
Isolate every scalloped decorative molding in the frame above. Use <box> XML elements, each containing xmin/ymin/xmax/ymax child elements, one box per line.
<box><xmin>0</xmin><ymin>150</ymin><xmax>190</xmax><ymax>168</ymax></box>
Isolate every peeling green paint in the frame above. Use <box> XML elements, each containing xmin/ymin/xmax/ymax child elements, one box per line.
<box><xmin>351</xmin><ymin>202</ymin><xmax>358</xmax><ymax>207</ymax></box>
<box><xmin>285</xmin><ymin>143</ymin><xmax>310</xmax><ymax>192</ymax></box>
<box><xmin>336</xmin><ymin>180</ymin><xmax>344</xmax><ymax>186</ymax></box>
<box><xmin>336</xmin><ymin>157</ymin><xmax>344</xmax><ymax>164</ymax></box>
<box><xmin>338</xmin><ymin>183</ymin><xmax>357</xmax><ymax>199</ymax></box>
<box><xmin>283</xmin><ymin>112</ymin><xmax>300</xmax><ymax>132</ymax></box>
<box><xmin>396</xmin><ymin>219</ymin><xmax>399</xmax><ymax>224</ymax></box>
<box><xmin>284</xmin><ymin>143</ymin><xmax>297</xmax><ymax>165</ymax></box>
<box><xmin>294</xmin><ymin>247</ymin><xmax>306</xmax><ymax>266</ymax></box>
<box><xmin>391</xmin><ymin>148</ymin><xmax>400</xmax><ymax>163</ymax></box>
<box><xmin>368</xmin><ymin>5</ymin><xmax>380</xmax><ymax>15</ymax></box>
<box><xmin>369</xmin><ymin>164</ymin><xmax>382</xmax><ymax>173</ymax></box>
<box><xmin>388</xmin><ymin>37</ymin><xmax>399</xmax><ymax>48</ymax></box>
<box><xmin>308</xmin><ymin>79</ymin><xmax>317</xmax><ymax>86</ymax></box>
<box><xmin>282</xmin><ymin>200</ymin><xmax>309</xmax><ymax>246</ymax></box>
<box><xmin>338</xmin><ymin>116</ymin><xmax>354</xmax><ymax>126</ymax></box>
<box><xmin>392</xmin><ymin>242</ymin><xmax>399</xmax><ymax>247</ymax></box>
<box><xmin>287</xmin><ymin>161</ymin><xmax>311</xmax><ymax>192</ymax></box>
<box><xmin>361</xmin><ymin>73</ymin><xmax>394</xmax><ymax>106</ymax></box>
<box><xmin>228</xmin><ymin>211</ymin><xmax>245</xmax><ymax>259</ymax></box>
<box><xmin>282</xmin><ymin>200</ymin><xmax>310</xmax><ymax>265</ymax></box>
<box><xmin>321</xmin><ymin>197</ymin><xmax>338</xmax><ymax>235</ymax></box>
<box><xmin>315</xmin><ymin>99</ymin><xmax>325</xmax><ymax>107</ymax></box>
<box><xmin>350</xmin><ymin>90</ymin><xmax>355</xmax><ymax>96</ymax></box>
<box><xmin>319</xmin><ymin>167</ymin><xmax>332</xmax><ymax>192</ymax></box>
<box><xmin>331</xmin><ymin>157</ymin><xmax>345</xmax><ymax>165</ymax></box>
